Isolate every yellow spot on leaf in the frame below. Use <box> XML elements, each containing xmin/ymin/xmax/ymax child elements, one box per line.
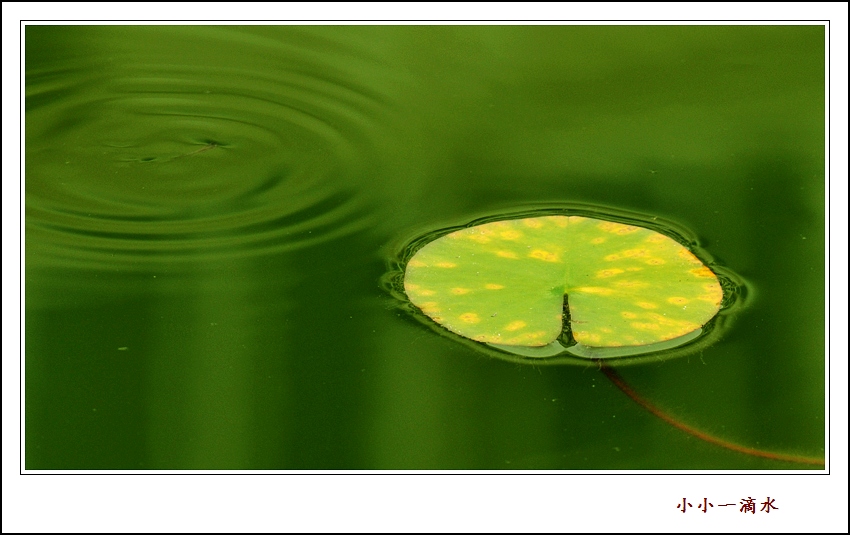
<box><xmin>621</xmin><ymin>311</ymin><xmax>638</xmax><ymax>319</ymax></box>
<box><xmin>697</xmin><ymin>283</ymin><xmax>723</xmax><ymax>305</ymax></box>
<box><xmin>626</xmin><ymin>267</ymin><xmax>643</xmax><ymax>271</ymax></box>
<box><xmin>574</xmin><ymin>331</ymin><xmax>602</xmax><ymax>344</ymax></box>
<box><xmin>523</xmin><ymin>219</ymin><xmax>544</xmax><ymax>228</ymax></box>
<box><xmin>645</xmin><ymin>234</ymin><xmax>667</xmax><ymax>243</ymax></box>
<box><xmin>467</xmin><ymin>234</ymin><xmax>491</xmax><ymax>244</ymax></box>
<box><xmin>604</xmin><ymin>253</ymin><xmax>621</xmax><ymax>261</ymax></box>
<box><xmin>417</xmin><ymin>289</ymin><xmax>436</xmax><ymax>296</ymax></box>
<box><xmin>590</xmin><ymin>237</ymin><xmax>606</xmax><ymax>244</ymax></box>
<box><xmin>419</xmin><ymin>302</ymin><xmax>440</xmax><ymax>314</ymax></box>
<box><xmin>529</xmin><ymin>249</ymin><xmax>559</xmax><ymax>262</ymax></box>
<box><xmin>597</xmin><ymin>268</ymin><xmax>625</xmax><ymax>278</ymax></box>
<box><xmin>659</xmin><ymin>321</ymin><xmax>702</xmax><ymax>340</ymax></box>
<box><xmin>499</xmin><ymin>230</ymin><xmax>522</xmax><ymax>240</ymax></box>
<box><xmin>647</xmin><ymin>313</ymin><xmax>686</xmax><ymax>328</ymax></box>
<box><xmin>496</xmin><ymin>250</ymin><xmax>518</xmax><ymax>259</ymax></box>
<box><xmin>645</xmin><ymin>258</ymin><xmax>666</xmax><ymax>265</ymax></box>
<box><xmin>485</xmin><ymin>283</ymin><xmax>505</xmax><ymax>290</ymax></box>
<box><xmin>635</xmin><ymin>301</ymin><xmax>658</xmax><ymax>309</ymax></box>
<box><xmin>505</xmin><ymin>331</ymin><xmax>548</xmax><ymax>344</ymax></box>
<box><xmin>450</xmin><ymin>288</ymin><xmax>471</xmax><ymax>295</ymax></box>
<box><xmin>575</xmin><ymin>286</ymin><xmax>614</xmax><ymax>296</ymax></box>
<box><xmin>407</xmin><ymin>259</ymin><xmax>427</xmax><ymax>267</ymax></box>
<box><xmin>459</xmin><ymin>313</ymin><xmax>480</xmax><ymax>323</ymax></box>
<box><xmin>504</xmin><ymin>320</ymin><xmax>527</xmax><ymax>331</ymax></box>
<box><xmin>546</xmin><ymin>216</ymin><xmax>570</xmax><ymax>227</ymax></box>
<box><xmin>678</xmin><ymin>321</ymin><xmax>700</xmax><ymax>332</ymax></box>
<box><xmin>690</xmin><ymin>266</ymin><xmax>716</xmax><ymax>278</ymax></box>
<box><xmin>598</xmin><ymin>221</ymin><xmax>639</xmax><ymax>235</ymax></box>
<box><xmin>668</xmin><ymin>296</ymin><xmax>689</xmax><ymax>305</ymax></box>
<box><xmin>677</xmin><ymin>248</ymin><xmax>703</xmax><ymax>264</ymax></box>
<box><xmin>435</xmin><ymin>262</ymin><xmax>457</xmax><ymax>268</ymax></box>
<box><xmin>622</xmin><ymin>248</ymin><xmax>649</xmax><ymax>258</ymax></box>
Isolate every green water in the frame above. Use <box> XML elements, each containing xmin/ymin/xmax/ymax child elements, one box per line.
<box><xmin>25</xmin><ymin>25</ymin><xmax>825</xmax><ymax>470</ymax></box>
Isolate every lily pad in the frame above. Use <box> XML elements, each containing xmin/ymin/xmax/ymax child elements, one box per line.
<box><xmin>403</xmin><ymin>215</ymin><xmax>723</xmax><ymax>358</ymax></box>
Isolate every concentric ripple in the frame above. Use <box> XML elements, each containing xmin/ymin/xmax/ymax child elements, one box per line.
<box><xmin>26</xmin><ymin>26</ymin><xmax>391</xmax><ymax>270</ymax></box>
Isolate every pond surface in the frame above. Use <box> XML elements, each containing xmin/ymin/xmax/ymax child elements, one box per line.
<box><xmin>25</xmin><ymin>25</ymin><xmax>825</xmax><ymax>470</ymax></box>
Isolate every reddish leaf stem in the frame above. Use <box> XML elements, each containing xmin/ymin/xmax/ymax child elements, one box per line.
<box><xmin>599</xmin><ymin>364</ymin><xmax>825</xmax><ymax>467</ymax></box>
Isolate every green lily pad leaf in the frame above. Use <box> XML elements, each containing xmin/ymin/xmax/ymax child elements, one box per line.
<box><xmin>403</xmin><ymin>215</ymin><xmax>723</xmax><ymax>357</ymax></box>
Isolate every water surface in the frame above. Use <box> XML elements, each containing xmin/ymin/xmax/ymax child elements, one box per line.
<box><xmin>25</xmin><ymin>25</ymin><xmax>825</xmax><ymax>470</ymax></box>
